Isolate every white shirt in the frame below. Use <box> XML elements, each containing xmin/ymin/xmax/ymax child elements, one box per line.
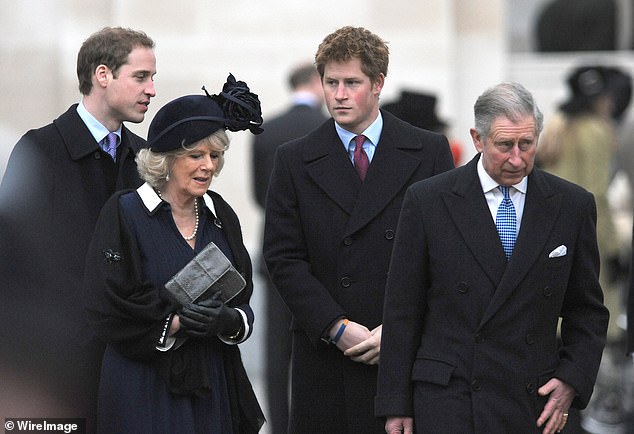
<box><xmin>477</xmin><ymin>156</ymin><xmax>527</xmax><ymax>233</ymax></box>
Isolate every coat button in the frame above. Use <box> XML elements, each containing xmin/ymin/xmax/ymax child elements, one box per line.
<box><xmin>93</xmin><ymin>151</ymin><xmax>102</xmax><ymax>159</ymax></box>
<box><xmin>525</xmin><ymin>334</ymin><xmax>535</xmax><ymax>345</ymax></box>
<box><xmin>526</xmin><ymin>383</ymin><xmax>536</xmax><ymax>394</ymax></box>
<box><xmin>457</xmin><ymin>281</ymin><xmax>469</xmax><ymax>293</ymax></box>
<box><xmin>384</xmin><ymin>229</ymin><xmax>395</xmax><ymax>240</ymax></box>
<box><xmin>343</xmin><ymin>237</ymin><xmax>353</xmax><ymax>246</ymax></box>
<box><xmin>542</xmin><ymin>286</ymin><xmax>553</xmax><ymax>297</ymax></box>
<box><xmin>471</xmin><ymin>378</ymin><xmax>481</xmax><ymax>391</ymax></box>
<box><xmin>475</xmin><ymin>332</ymin><xmax>485</xmax><ymax>343</ymax></box>
<box><xmin>340</xmin><ymin>277</ymin><xmax>352</xmax><ymax>288</ymax></box>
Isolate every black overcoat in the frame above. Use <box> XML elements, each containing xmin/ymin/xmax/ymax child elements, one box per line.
<box><xmin>263</xmin><ymin>110</ymin><xmax>454</xmax><ymax>433</ymax></box>
<box><xmin>376</xmin><ymin>155</ymin><xmax>609</xmax><ymax>433</ymax></box>
<box><xmin>0</xmin><ymin>104</ymin><xmax>144</xmax><ymax>425</ymax></box>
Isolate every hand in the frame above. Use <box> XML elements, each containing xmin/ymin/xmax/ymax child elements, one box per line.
<box><xmin>344</xmin><ymin>324</ymin><xmax>382</xmax><ymax>364</ymax></box>
<box><xmin>331</xmin><ymin>320</ymin><xmax>371</xmax><ymax>352</ymax></box>
<box><xmin>385</xmin><ymin>416</ymin><xmax>413</xmax><ymax>434</ymax></box>
<box><xmin>536</xmin><ymin>378</ymin><xmax>575</xmax><ymax>434</ymax></box>
<box><xmin>178</xmin><ymin>297</ymin><xmax>241</xmax><ymax>338</ymax></box>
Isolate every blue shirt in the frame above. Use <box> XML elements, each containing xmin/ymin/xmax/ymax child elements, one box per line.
<box><xmin>336</xmin><ymin>111</ymin><xmax>383</xmax><ymax>163</ymax></box>
<box><xmin>76</xmin><ymin>100</ymin><xmax>122</xmax><ymax>146</ymax></box>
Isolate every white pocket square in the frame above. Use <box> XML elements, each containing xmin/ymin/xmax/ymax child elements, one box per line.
<box><xmin>549</xmin><ymin>245</ymin><xmax>567</xmax><ymax>258</ymax></box>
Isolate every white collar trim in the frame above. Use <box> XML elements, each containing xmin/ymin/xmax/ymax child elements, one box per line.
<box><xmin>136</xmin><ymin>182</ymin><xmax>216</xmax><ymax>215</ymax></box>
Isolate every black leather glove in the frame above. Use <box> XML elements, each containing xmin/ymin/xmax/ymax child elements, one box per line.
<box><xmin>178</xmin><ymin>297</ymin><xmax>241</xmax><ymax>339</ymax></box>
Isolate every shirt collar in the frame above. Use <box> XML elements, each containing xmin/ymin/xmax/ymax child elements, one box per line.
<box><xmin>476</xmin><ymin>155</ymin><xmax>528</xmax><ymax>194</ymax></box>
<box><xmin>335</xmin><ymin>111</ymin><xmax>383</xmax><ymax>150</ymax></box>
<box><xmin>136</xmin><ymin>182</ymin><xmax>216</xmax><ymax>215</ymax></box>
<box><xmin>291</xmin><ymin>90</ymin><xmax>321</xmax><ymax>108</ymax></box>
<box><xmin>76</xmin><ymin>100</ymin><xmax>122</xmax><ymax>144</ymax></box>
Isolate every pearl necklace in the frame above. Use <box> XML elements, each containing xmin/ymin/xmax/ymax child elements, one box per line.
<box><xmin>183</xmin><ymin>199</ymin><xmax>199</xmax><ymax>241</ymax></box>
<box><xmin>156</xmin><ymin>189</ymin><xmax>199</xmax><ymax>241</ymax></box>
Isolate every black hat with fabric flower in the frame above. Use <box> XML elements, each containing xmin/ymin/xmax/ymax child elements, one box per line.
<box><xmin>147</xmin><ymin>73</ymin><xmax>263</xmax><ymax>152</ymax></box>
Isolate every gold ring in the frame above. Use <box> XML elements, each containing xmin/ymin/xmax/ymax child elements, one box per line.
<box><xmin>563</xmin><ymin>412</ymin><xmax>568</xmax><ymax>418</ymax></box>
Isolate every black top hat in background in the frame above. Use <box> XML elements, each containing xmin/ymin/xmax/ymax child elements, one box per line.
<box><xmin>147</xmin><ymin>73</ymin><xmax>263</xmax><ymax>153</ymax></box>
<box><xmin>381</xmin><ymin>90</ymin><xmax>447</xmax><ymax>132</ymax></box>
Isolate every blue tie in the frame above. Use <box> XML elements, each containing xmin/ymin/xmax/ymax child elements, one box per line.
<box><xmin>496</xmin><ymin>186</ymin><xmax>517</xmax><ymax>260</ymax></box>
<box><xmin>101</xmin><ymin>132</ymin><xmax>118</xmax><ymax>161</ymax></box>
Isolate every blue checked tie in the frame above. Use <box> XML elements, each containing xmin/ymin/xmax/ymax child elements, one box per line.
<box><xmin>496</xmin><ymin>185</ymin><xmax>517</xmax><ymax>260</ymax></box>
<box><xmin>101</xmin><ymin>132</ymin><xmax>118</xmax><ymax>161</ymax></box>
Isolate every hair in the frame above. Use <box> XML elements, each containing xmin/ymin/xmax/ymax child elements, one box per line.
<box><xmin>288</xmin><ymin>63</ymin><xmax>320</xmax><ymax>90</ymax></box>
<box><xmin>136</xmin><ymin>129</ymin><xmax>229</xmax><ymax>189</ymax></box>
<box><xmin>77</xmin><ymin>27</ymin><xmax>154</xmax><ymax>95</ymax></box>
<box><xmin>474</xmin><ymin>82</ymin><xmax>543</xmax><ymax>139</ymax></box>
<box><xmin>314</xmin><ymin>26</ymin><xmax>389</xmax><ymax>81</ymax></box>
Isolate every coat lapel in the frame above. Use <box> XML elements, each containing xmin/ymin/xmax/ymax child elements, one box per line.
<box><xmin>347</xmin><ymin>113</ymin><xmax>436</xmax><ymax>236</ymax></box>
<box><xmin>444</xmin><ymin>156</ymin><xmax>507</xmax><ymax>287</ymax></box>
<box><xmin>480</xmin><ymin>168</ymin><xmax>561</xmax><ymax>326</ymax></box>
<box><xmin>304</xmin><ymin>121</ymin><xmax>361</xmax><ymax>216</ymax></box>
<box><xmin>54</xmin><ymin>105</ymin><xmax>101</xmax><ymax>161</ymax></box>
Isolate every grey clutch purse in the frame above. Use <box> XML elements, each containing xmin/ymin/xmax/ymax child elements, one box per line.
<box><xmin>165</xmin><ymin>242</ymin><xmax>246</xmax><ymax>306</ymax></box>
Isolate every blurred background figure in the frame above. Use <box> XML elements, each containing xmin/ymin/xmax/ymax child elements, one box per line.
<box><xmin>381</xmin><ymin>90</ymin><xmax>463</xmax><ymax>166</ymax></box>
<box><xmin>537</xmin><ymin>64</ymin><xmax>633</xmax><ymax>434</ymax></box>
<box><xmin>250</xmin><ymin>62</ymin><xmax>326</xmax><ymax>434</ymax></box>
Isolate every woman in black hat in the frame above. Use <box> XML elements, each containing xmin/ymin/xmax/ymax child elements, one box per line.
<box><xmin>537</xmin><ymin>66</ymin><xmax>629</xmax><ymax>321</ymax></box>
<box><xmin>84</xmin><ymin>74</ymin><xmax>265</xmax><ymax>433</ymax></box>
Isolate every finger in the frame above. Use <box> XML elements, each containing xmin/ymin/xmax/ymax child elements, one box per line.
<box><xmin>538</xmin><ymin>378</ymin><xmax>557</xmax><ymax>397</ymax></box>
<box><xmin>537</xmin><ymin>395</ymin><xmax>559</xmax><ymax>426</ymax></box>
<box><xmin>179</xmin><ymin>310</ymin><xmax>208</xmax><ymax>325</ymax></box>
<box><xmin>343</xmin><ymin>342</ymin><xmax>369</xmax><ymax>357</ymax></box>
<box><xmin>557</xmin><ymin>411</ymin><xmax>569</xmax><ymax>433</ymax></box>
<box><xmin>178</xmin><ymin>315</ymin><xmax>207</xmax><ymax>331</ymax></box>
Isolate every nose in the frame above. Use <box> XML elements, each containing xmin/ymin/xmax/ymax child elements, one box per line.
<box><xmin>335</xmin><ymin>83</ymin><xmax>346</xmax><ymax>100</ymax></box>
<box><xmin>146</xmin><ymin>80</ymin><xmax>156</xmax><ymax>97</ymax></box>
<box><xmin>508</xmin><ymin>145</ymin><xmax>522</xmax><ymax>165</ymax></box>
<box><xmin>201</xmin><ymin>154</ymin><xmax>215</xmax><ymax>171</ymax></box>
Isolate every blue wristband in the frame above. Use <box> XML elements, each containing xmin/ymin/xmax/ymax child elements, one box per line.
<box><xmin>329</xmin><ymin>319</ymin><xmax>349</xmax><ymax>345</ymax></box>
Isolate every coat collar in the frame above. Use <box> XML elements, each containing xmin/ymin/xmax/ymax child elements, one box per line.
<box><xmin>54</xmin><ymin>104</ymin><xmax>140</xmax><ymax>162</ymax></box>
<box><xmin>136</xmin><ymin>182</ymin><xmax>216</xmax><ymax>216</ymax></box>
<box><xmin>302</xmin><ymin>111</ymin><xmax>430</xmax><ymax>236</ymax></box>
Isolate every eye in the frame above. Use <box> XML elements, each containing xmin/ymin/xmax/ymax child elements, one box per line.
<box><xmin>496</xmin><ymin>141</ymin><xmax>513</xmax><ymax>150</ymax></box>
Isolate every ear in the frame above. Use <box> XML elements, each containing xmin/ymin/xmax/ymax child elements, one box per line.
<box><xmin>470</xmin><ymin>128</ymin><xmax>484</xmax><ymax>153</ymax></box>
<box><xmin>94</xmin><ymin>64</ymin><xmax>110</xmax><ymax>89</ymax></box>
<box><xmin>373</xmin><ymin>73</ymin><xmax>385</xmax><ymax>96</ymax></box>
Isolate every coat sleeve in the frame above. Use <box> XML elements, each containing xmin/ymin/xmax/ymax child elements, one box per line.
<box><xmin>83</xmin><ymin>192</ymin><xmax>180</xmax><ymax>361</ymax></box>
<box><xmin>262</xmin><ymin>145</ymin><xmax>347</xmax><ymax>346</ymax></box>
<box><xmin>555</xmin><ymin>191</ymin><xmax>610</xmax><ymax>408</ymax></box>
<box><xmin>211</xmin><ymin>192</ymin><xmax>256</xmax><ymax>341</ymax></box>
